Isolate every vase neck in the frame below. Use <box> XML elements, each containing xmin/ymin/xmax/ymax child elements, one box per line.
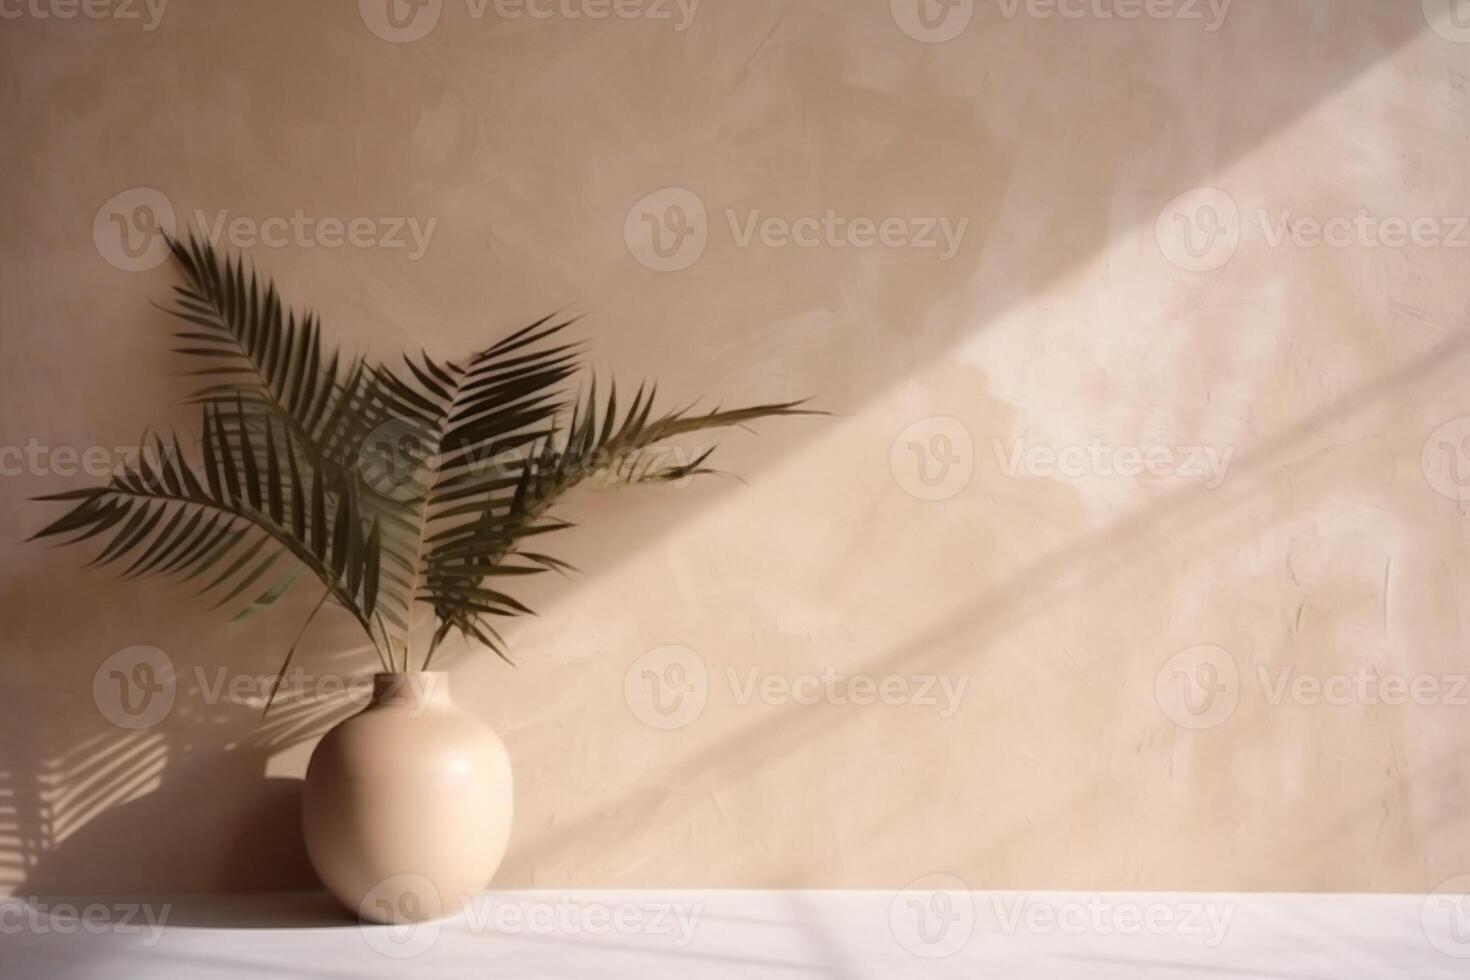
<box><xmin>370</xmin><ymin>672</ymin><xmax>451</xmax><ymax>710</ymax></box>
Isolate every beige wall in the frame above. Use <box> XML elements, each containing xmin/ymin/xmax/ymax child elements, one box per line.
<box><xmin>2</xmin><ymin>0</ymin><xmax>1468</xmax><ymax>894</ymax></box>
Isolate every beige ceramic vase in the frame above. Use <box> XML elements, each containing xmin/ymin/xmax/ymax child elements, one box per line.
<box><xmin>302</xmin><ymin>672</ymin><xmax>513</xmax><ymax>923</ymax></box>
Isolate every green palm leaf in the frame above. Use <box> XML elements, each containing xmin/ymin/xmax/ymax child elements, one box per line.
<box><xmin>158</xmin><ymin>236</ymin><xmax>417</xmax><ymax>627</ymax></box>
<box><xmin>32</xmin><ymin>401</ymin><xmax>388</xmax><ymax>663</ymax></box>
<box><xmin>161</xmin><ymin>234</ymin><xmax>383</xmax><ymax>459</ymax></box>
<box><xmin>362</xmin><ymin>315</ymin><xmax>583</xmax><ymax>668</ymax></box>
<box><xmin>418</xmin><ymin>380</ymin><xmax>822</xmax><ymax>664</ymax></box>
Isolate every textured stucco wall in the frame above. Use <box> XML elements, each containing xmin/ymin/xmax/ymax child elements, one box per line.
<box><xmin>1</xmin><ymin>0</ymin><xmax>1468</xmax><ymax>894</ymax></box>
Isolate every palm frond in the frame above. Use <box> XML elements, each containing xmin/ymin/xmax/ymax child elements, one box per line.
<box><xmin>362</xmin><ymin>315</ymin><xmax>583</xmax><ymax>667</ymax></box>
<box><xmin>32</xmin><ymin>401</ymin><xmax>389</xmax><ymax>663</ymax></box>
<box><xmin>161</xmin><ymin>235</ymin><xmax>420</xmax><ymax>613</ymax></box>
<box><xmin>417</xmin><ymin>381</ymin><xmax>822</xmax><ymax>663</ymax></box>
<box><xmin>161</xmin><ymin>234</ymin><xmax>385</xmax><ymax>458</ymax></box>
<box><xmin>524</xmin><ymin>378</ymin><xmax>818</xmax><ymax>506</ymax></box>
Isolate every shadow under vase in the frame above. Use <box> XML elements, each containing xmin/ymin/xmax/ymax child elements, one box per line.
<box><xmin>23</xmin><ymin>743</ymin><xmax>322</xmax><ymax>899</ymax></box>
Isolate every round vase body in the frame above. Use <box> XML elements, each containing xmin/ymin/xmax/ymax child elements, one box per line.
<box><xmin>303</xmin><ymin>672</ymin><xmax>512</xmax><ymax>923</ymax></box>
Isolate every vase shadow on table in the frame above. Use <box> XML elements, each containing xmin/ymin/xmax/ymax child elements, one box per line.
<box><xmin>0</xmin><ymin>638</ymin><xmax>375</xmax><ymax>927</ymax></box>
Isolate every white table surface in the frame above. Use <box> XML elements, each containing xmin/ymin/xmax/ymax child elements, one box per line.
<box><xmin>2</xmin><ymin>889</ymin><xmax>1467</xmax><ymax>978</ymax></box>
